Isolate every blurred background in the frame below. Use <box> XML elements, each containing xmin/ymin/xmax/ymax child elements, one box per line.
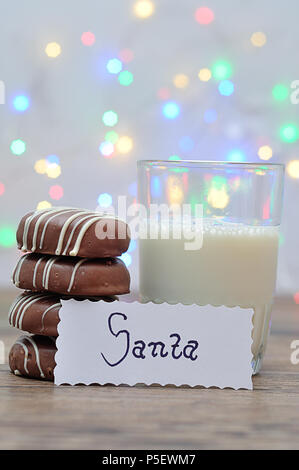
<box><xmin>0</xmin><ymin>0</ymin><xmax>298</xmax><ymax>297</ymax></box>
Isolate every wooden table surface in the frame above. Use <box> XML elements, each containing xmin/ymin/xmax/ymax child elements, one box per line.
<box><xmin>0</xmin><ymin>288</ymin><xmax>298</xmax><ymax>450</ymax></box>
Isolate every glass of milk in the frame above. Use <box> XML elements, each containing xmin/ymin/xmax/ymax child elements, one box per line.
<box><xmin>137</xmin><ymin>160</ymin><xmax>284</xmax><ymax>374</ymax></box>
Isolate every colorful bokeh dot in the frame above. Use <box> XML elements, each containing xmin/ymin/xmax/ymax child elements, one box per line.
<box><xmin>105</xmin><ymin>131</ymin><xmax>119</xmax><ymax>144</ymax></box>
<box><xmin>49</xmin><ymin>185</ymin><xmax>64</xmax><ymax>200</ymax></box>
<box><xmin>251</xmin><ymin>32</ymin><xmax>267</xmax><ymax>47</ymax></box>
<box><xmin>173</xmin><ymin>74</ymin><xmax>189</xmax><ymax>89</ymax></box>
<box><xmin>227</xmin><ymin>149</ymin><xmax>246</xmax><ymax>162</ymax></box>
<box><xmin>98</xmin><ymin>193</ymin><xmax>113</xmax><ymax>207</ymax></box>
<box><xmin>37</xmin><ymin>200</ymin><xmax>52</xmax><ymax>210</ymax></box>
<box><xmin>99</xmin><ymin>141</ymin><xmax>114</xmax><ymax>157</ymax></box>
<box><xmin>10</xmin><ymin>139</ymin><xmax>26</xmax><ymax>156</ymax></box>
<box><xmin>212</xmin><ymin>61</ymin><xmax>233</xmax><ymax>80</ymax></box>
<box><xmin>162</xmin><ymin>101</ymin><xmax>180</xmax><ymax>119</ymax></box>
<box><xmin>198</xmin><ymin>68</ymin><xmax>212</xmax><ymax>81</ymax></box>
<box><xmin>287</xmin><ymin>160</ymin><xmax>299</xmax><ymax>178</ymax></box>
<box><xmin>107</xmin><ymin>58</ymin><xmax>122</xmax><ymax>74</ymax></box>
<box><xmin>218</xmin><ymin>80</ymin><xmax>234</xmax><ymax>96</ymax></box>
<box><xmin>280</xmin><ymin>124</ymin><xmax>299</xmax><ymax>143</ymax></box>
<box><xmin>13</xmin><ymin>94</ymin><xmax>30</xmax><ymax>112</ymax></box>
<box><xmin>34</xmin><ymin>159</ymin><xmax>48</xmax><ymax>174</ymax></box>
<box><xmin>102</xmin><ymin>110</ymin><xmax>118</xmax><ymax>127</ymax></box>
<box><xmin>133</xmin><ymin>0</ymin><xmax>155</xmax><ymax>19</ymax></box>
<box><xmin>119</xmin><ymin>49</ymin><xmax>134</xmax><ymax>63</ymax></box>
<box><xmin>195</xmin><ymin>7</ymin><xmax>214</xmax><ymax>25</ymax></box>
<box><xmin>272</xmin><ymin>84</ymin><xmax>289</xmax><ymax>102</ymax></box>
<box><xmin>81</xmin><ymin>31</ymin><xmax>95</xmax><ymax>46</ymax></box>
<box><xmin>258</xmin><ymin>145</ymin><xmax>273</xmax><ymax>161</ymax></box>
<box><xmin>45</xmin><ymin>42</ymin><xmax>61</xmax><ymax>58</ymax></box>
<box><xmin>118</xmin><ymin>70</ymin><xmax>134</xmax><ymax>86</ymax></box>
<box><xmin>46</xmin><ymin>163</ymin><xmax>61</xmax><ymax>179</ymax></box>
<box><xmin>116</xmin><ymin>136</ymin><xmax>133</xmax><ymax>154</ymax></box>
<box><xmin>0</xmin><ymin>226</ymin><xmax>15</xmax><ymax>247</ymax></box>
<box><xmin>0</xmin><ymin>182</ymin><xmax>5</xmax><ymax>196</ymax></box>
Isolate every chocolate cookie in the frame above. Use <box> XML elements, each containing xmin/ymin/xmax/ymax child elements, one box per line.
<box><xmin>16</xmin><ymin>207</ymin><xmax>130</xmax><ymax>258</ymax></box>
<box><xmin>9</xmin><ymin>292</ymin><xmax>116</xmax><ymax>336</ymax></box>
<box><xmin>9</xmin><ymin>335</ymin><xmax>56</xmax><ymax>381</ymax></box>
<box><xmin>12</xmin><ymin>253</ymin><xmax>130</xmax><ymax>296</ymax></box>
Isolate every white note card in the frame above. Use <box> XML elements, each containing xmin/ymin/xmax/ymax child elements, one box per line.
<box><xmin>55</xmin><ymin>300</ymin><xmax>254</xmax><ymax>390</ymax></box>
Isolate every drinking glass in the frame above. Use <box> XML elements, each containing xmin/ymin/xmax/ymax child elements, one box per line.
<box><xmin>137</xmin><ymin>160</ymin><xmax>284</xmax><ymax>374</ymax></box>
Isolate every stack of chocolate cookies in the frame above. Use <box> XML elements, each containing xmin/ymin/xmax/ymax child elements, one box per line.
<box><xmin>8</xmin><ymin>207</ymin><xmax>131</xmax><ymax>381</ymax></box>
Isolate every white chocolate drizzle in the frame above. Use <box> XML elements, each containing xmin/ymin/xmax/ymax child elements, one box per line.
<box><xmin>21</xmin><ymin>336</ymin><xmax>45</xmax><ymax>378</ymax></box>
<box><xmin>15</xmin><ymin>340</ymin><xmax>29</xmax><ymax>374</ymax></box>
<box><xmin>12</xmin><ymin>254</ymin><xmax>28</xmax><ymax>287</ymax></box>
<box><xmin>69</xmin><ymin>216</ymin><xmax>105</xmax><ymax>256</ymax></box>
<box><xmin>41</xmin><ymin>303</ymin><xmax>61</xmax><ymax>330</ymax></box>
<box><xmin>62</xmin><ymin>214</ymin><xmax>97</xmax><ymax>256</ymax></box>
<box><xmin>67</xmin><ymin>258</ymin><xmax>86</xmax><ymax>292</ymax></box>
<box><xmin>42</xmin><ymin>257</ymin><xmax>57</xmax><ymax>290</ymax></box>
<box><xmin>55</xmin><ymin>211</ymin><xmax>94</xmax><ymax>255</ymax></box>
<box><xmin>38</xmin><ymin>208</ymin><xmax>75</xmax><ymax>250</ymax></box>
<box><xmin>31</xmin><ymin>208</ymin><xmax>74</xmax><ymax>252</ymax></box>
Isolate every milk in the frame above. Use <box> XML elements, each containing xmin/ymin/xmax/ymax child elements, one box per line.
<box><xmin>139</xmin><ymin>221</ymin><xmax>279</xmax><ymax>371</ymax></box>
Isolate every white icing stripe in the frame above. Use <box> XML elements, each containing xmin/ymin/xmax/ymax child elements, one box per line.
<box><xmin>69</xmin><ymin>216</ymin><xmax>104</xmax><ymax>256</ymax></box>
<box><xmin>31</xmin><ymin>208</ymin><xmax>74</xmax><ymax>252</ymax></box>
<box><xmin>8</xmin><ymin>294</ymin><xmax>26</xmax><ymax>324</ymax></box>
<box><xmin>62</xmin><ymin>214</ymin><xmax>98</xmax><ymax>256</ymax></box>
<box><xmin>38</xmin><ymin>208</ymin><xmax>75</xmax><ymax>250</ymax></box>
<box><xmin>12</xmin><ymin>254</ymin><xmax>28</xmax><ymax>287</ymax></box>
<box><xmin>16</xmin><ymin>295</ymin><xmax>53</xmax><ymax>330</ymax></box>
<box><xmin>67</xmin><ymin>258</ymin><xmax>86</xmax><ymax>292</ymax></box>
<box><xmin>15</xmin><ymin>340</ymin><xmax>29</xmax><ymax>374</ymax></box>
<box><xmin>33</xmin><ymin>256</ymin><xmax>44</xmax><ymax>288</ymax></box>
<box><xmin>22</xmin><ymin>209</ymin><xmax>52</xmax><ymax>250</ymax></box>
<box><xmin>41</xmin><ymin>303</ymin><xmax>61</xmax><ymax>330</ymax></box>
<box><xmin>22</xmin><ymin>336</ymin><xmax>45</xmax><ymax>378</ymax></box>
<box><xmin>55</xmin><ymin>211</ymin><xmax>94</xmax><ymax>255</ymax></box>
<box><xmin>42</xmin><ymin>257</ymin><xmax>57</xmax><ymax>290</ymax></box>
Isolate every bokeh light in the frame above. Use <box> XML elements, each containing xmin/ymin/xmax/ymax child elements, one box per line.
<box><xmin>227</xmin><ymin>149</ymin><xmax>246</xmax><ymax>162</ymax></box>
<box><xmin>218</xmin><ymin>80</ymin><xmax>234</xmax><ymax>96</ymax></box>
<box><xmin>168</xmin><ymin>155</ymin><xmax>180</xmax><ymax>161</ymax></box>
<box><xmin>272</xmin><ymin>84</ymin><xmax>289</xmax><ymax>101</ymax></box>
<box><xmin>81</xmin><ymin>31</ymin><xmax>95</xmax><ymax>46</ymax></box>
<box><xmin>0</xmin><ymin>226</ymin><xmax>15</xmax><ymax>247</ymax></box>
<box><xmin>116</xmin><ymin>136</ymin><xmax>133</xmax><ymax>154</ymax></box>
<box><xmin>157</xmin><ymin>87</ymin><xmax>170</xmax><ymax>100</ymax></box>
<box><xmin>49</xmin><ymin>185</ymin><xmax>64</xmax><ymax>200</ymax></box>
<box><xmin>162</xmin><ymin>101</ymin><xmax>180</xmax><ymax>119</ymax></box>
<box><xmin>0</xmin><ymin>182</ymin><xmax>5</xmax><ymax>196</ymax></box>
<box><xmin>198</xmin><ymin>68</ymin><xmax>212</xmax><ymax>81</ymax></box>
<box><xmin>45</xmin><ymin>42</ymin><xmax>61</xmax><ymax>58</ymax></box>
<box><xmin>46</xmin><ymin>154</ymin><xmax>60</xmax><ymax>165</ymax></box>
<box><xmin>128</xmin><ymin>239</ymin><xmax>137</xmax><ymax>253</ymax></box>
<box><xmin>195</xmin><ymin>7</ymin><xmax>214</xmax><ymax>25</ymax></box>
<box><xmin>34</xmin><ymin>159</ymin><xmax>48</xmax><ymax>174</ymax></box>
<box><xmin>133</xmin><ymin>0</ymin><xmax>155</xmax><ymax>19</ymax></box>
<box><xmin>105</xmin><ymin>131</ymin><xmax>119</xmax><ymax>144</ymax></box>
<box><xmin>37</xmin><ymin>201</ymin><xmax>52</xmax><ymax>210</ymax></box>
<box><xmin>46</xmin><ymin>163</ymin><xmax>61</xmax><ymax>179</ymax></box>
<box><xmin>258</xmin><ymin>145</ymin><xmax>273</xmax><ymax>161</ymax></box>
<box><xmin>280</xmin><ymin>124</ymin><xmax>299</xmax><ymax>143</ymax></box>
<box><xmin>212</xmin><ymin>61</ymin><xmax>233</xmax><ymax>80</ymax></box>
<box><xmin>107</xmin><ymin>58</ymin><xmax>122</xmax><ymax>74</ymax></box>
<box><xmin>99</xmin><ymin>141</ymin><xmax>114</xmax><ymax>157</ymax></box>
<box><xmin>119</xmin><ymin>49</ymin><xmax>134</xmax><ymax>63</ymax></box>
<box><xmin>204</xmin><ymin>109</ymin><xmax>217</xmax><ymax>123</ymax></box>
<box><xmin>102</xmin><ymin>110</ymin><xmax>118</xmax><ymax>127</ymax></box>
<box><xmin>13</xmin><ymin>94</ymin><xmax>30</xmax><ymax>112</ymax></box>
<box><xmin>287</xmin><ymin>160</ymin><xmax>299</xmax><ymax>178</ymax></box>
<box><xmin>167</xmin><ymin>175</ymin><xmax>184</xmax><ymax>205</ymax></box>
<box><xmin>97</xmin><ymin>193</ymin><xmax>113</xmax><ymax>207</ymax></box>
<box><xmin>151</xmin><ymin>176</ymin><xmax>162</xmax><ymax>198</ymax></box>
<box><xmin>179</xmin><ymin>136</ymin><xmax>194</xmax><ymax>152</ymax></box>
<box><xmin>251</xmin><ymin>32</ymin><xmax>267</xmax><ymax>47</ymax></box>
<box><xmin>173</xmin><ymin>74</ymin><xmax>189</xmax><ymax>89</ymax></box>
<box><xmin>293</xmin><ymin>292</ymin><xmax>299</xmax><ymax>304</ymax></box>
<box><xmin>118</xmin><ymin>70</ymin><xmax>134</xmax><ymax>86</ymax></box>
<box><xmin>10</xmin><ymin>139</ymin><xmax>26</xmax><ymax>156</ymax></box>
<box><xmin>120</xmin><ymin>252</ymin><xmax>132</xmax><ymax>267</ymax></box>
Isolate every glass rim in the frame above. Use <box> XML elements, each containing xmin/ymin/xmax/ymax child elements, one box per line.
<box><xmin>137</xmin><ymin>159</ymin><xmax>285</xmax><ymax>170</ymax></box>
